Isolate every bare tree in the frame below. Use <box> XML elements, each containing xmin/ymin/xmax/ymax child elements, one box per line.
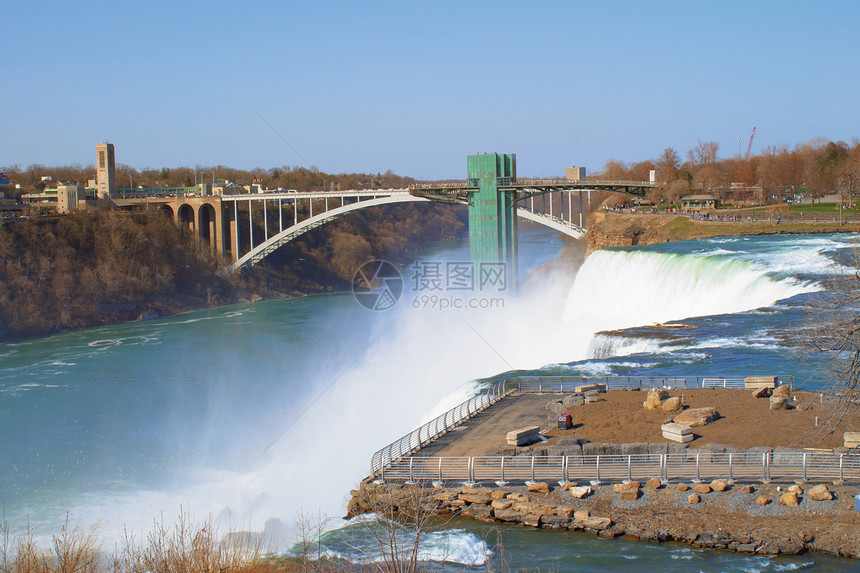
<box><xmin>347</xmin><ymin>483</ymin><xmax>447</xmax><ymax>573</ymax></box>
<box><xmin>804</xmin><ymin>256</ymin><xmax>860</xmax><ymax>432</ymax></box>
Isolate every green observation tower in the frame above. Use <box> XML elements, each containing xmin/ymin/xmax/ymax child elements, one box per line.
<box><xmin>467</xmin><ymin>153</ymin><xmax>518</xmax><ymax>291</ymax></box>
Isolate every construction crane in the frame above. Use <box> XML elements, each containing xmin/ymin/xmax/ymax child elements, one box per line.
<box><xmin>744</xmin><ymin>127</ymin><xmax>756</xmax><ymax>161</ymax></box>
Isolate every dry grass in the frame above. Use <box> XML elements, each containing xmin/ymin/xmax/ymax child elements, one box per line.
<box><xmin>0</xmin><ymin>506</ymin><xmax>452</xmax><ymax>573</ymax></box>
<box><xmin>0</xmin><ymin>510</ymin><xmax>353</xmax><ymax>573</ymax></box>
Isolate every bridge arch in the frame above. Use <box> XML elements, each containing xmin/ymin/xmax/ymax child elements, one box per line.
<box><xmin>198</xmin><ymin>203</ymin><xmax>217</xmax><ymax>244</ymax></box>
<box><xmin>230</xmin><ymin>195</ymin><xmax>585</xmax><ymax>271</ymax></box>
<box><xmin>177</xmin><ymin>203</ymin><xmax>195</xmax><ymax>231</ymax></box>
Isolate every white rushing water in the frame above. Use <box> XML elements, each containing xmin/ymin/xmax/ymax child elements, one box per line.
<box><xmin>563</xmin><ymin>248</ymin><xmax>820</xmax><ymax>335</ymax></box>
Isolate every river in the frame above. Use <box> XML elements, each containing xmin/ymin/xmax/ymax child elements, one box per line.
<box><xmin>0</xmin><ymin>225</ymin><xmax>857</xmax><ymax>571</ymax></box>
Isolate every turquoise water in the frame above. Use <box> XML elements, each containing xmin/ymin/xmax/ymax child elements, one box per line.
<box><xmin>1</xmin><ymin>226</ymin><xmax>857</xmax><ymax>570</ymax></box>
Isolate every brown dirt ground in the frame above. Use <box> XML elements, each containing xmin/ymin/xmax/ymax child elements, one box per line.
<box><xmin>429</xmin><ymin>389</ymin><xmax>853</xmax><ymax>457</ymax></box>
<box><xmin>544</xmin><ymin>389</ymin><xmax>846</xmax><ymax>450</ymax></box>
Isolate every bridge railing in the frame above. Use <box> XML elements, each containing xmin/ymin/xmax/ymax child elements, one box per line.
<box><xmin>510</xmin><ymin>375</ymin><xmax>796</xmax><ymax>392</ymax></box>
<box><xmin>512</xmin><ymin>178</ymin><xmax>655</xmax><ymax>188</ymax></box>
<box><xmin>379</xmin><ymin>452</ymin><xmax>860</xmax><ymax>484</ymax></box>
<box><xmin>370</xmin><ymin>379</ymin><xmax>511</xmax><ymax>475</ymax></box>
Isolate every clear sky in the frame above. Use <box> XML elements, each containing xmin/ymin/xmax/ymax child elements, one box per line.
<box><xmin>3</xmin><ymin>0</ymin><xmax>859</xmax><ymax>179</ymax></box>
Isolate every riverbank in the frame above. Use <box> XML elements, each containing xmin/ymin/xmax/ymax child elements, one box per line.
<box><xmin>587</xmin><ymin>211</ymin><xmax>860</xmax><ymax>252</ymax></box>
<box><xmin>349</xmin><ymin>480</ymin><xmax>860</xmax><ymax>559</ymax></box>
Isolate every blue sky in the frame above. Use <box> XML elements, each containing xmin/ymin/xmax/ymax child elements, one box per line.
<box><xmin>3</xmin><ymin>1</ymin><xmax>859</xmax><ymax>179</ymax></box>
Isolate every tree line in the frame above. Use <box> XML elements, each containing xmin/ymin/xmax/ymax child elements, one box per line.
<box><xmin>596</xmin><ymin>137</ymin><xmax>860</xmax><ymax>205</ymax></box>
<box><xmin>1</xmin><ymin>163</ymin><xmax>419</xmax><ymax>193</ymax></box>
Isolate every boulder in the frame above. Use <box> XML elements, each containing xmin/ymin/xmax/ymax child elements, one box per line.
<box><xmin>661</xmin><ymin>396</ymin><xmax>682</xmax><ymax>412</ymax></box>
<box><xmin>687</xmin><ymin>493</ymin><xmax>701</xmax><ymax>504</ymax></box>
<box><xmin>556</xmin><ymin>436</ymin><xmax>588</xmax><ymax>446</ymax></box>
<box><xmin>769</xmin><ymin>395</ymin><xmax>798</xmax><ymax>410</ymax></box>
<box><xmin>521</xmin><ymin>514</ymin><xmax>541</xmax><ymax>527</ymax></box>
<box><xmin>527</xmin><ymin>482</ymin><xmax>551</xmax><ymax>494</ymax></box>
<box><xmin>562</xmin><ymin>393</ymin><xmax>585</xmax><ymax>408</ymax></box>
<box><xmin>491</xmin><ymin>490</ymin><xmax>510</xmax><ymax>499</ymax></box>
<box><xmin>750</xmin><ymin>386</ymin><xmax>771</xmax><ymax>398</ymax></box>
<box><xmin>675</xmin><ymin>483</ymin><xmax>690</xmax><ymax>492</ymax></box>
<box><xmin>585</xmin><ymin>393</ymin><xmax>605</xmax><ymax>403</ymax></box>
<box><xmin>460</xmin><ymin>494</ymin><xmax>492</xmax><ymax>505</ymax></box>
<box><xmin>582</xmin><ymin>516</ymin><xmax>612</xmax><ymax>531</ymax></box>
<box><xmin>692</xmin><ymin>484</ymin><xmax>712</xmax><ymax>494</ymax></box>
<box><xmin>573</xmin><ymin>509</ymin><xmax>590</xmax><ymax>522</ymax></box>
<box><xmin>491</xmin><ymin>499</ymin><xmax>513</xmax><ymax>510</ymax></box>
<box><xmin>569</xmin><ymin>486</ymin><xmax>592</xmax><ymax>499</ymax></box>
<box><xmin>737</xmin><ymin>485</ymin><xmax>755</xmax><ymax>494</ymax></box>
<box><xmin>808</xmin><ymin>484</ymin><xmax>833</xmax><ymax>501</ymax></box>
<box><xmin>643</xmin><ymin>395</ymin><xmax>662</xmax><ymax>410</ymax></box>
<box><xmin>772</xmin><ymin>384</ymin><xmax>791</xmax><ymax>397</ymax></box>
<box><xmin>555</xmin><ymin>506</ymin><xmax>575</xmax><ymax>518</ymax></box>
<box><xmin>756</xmin><ymin>495</ymin><xmax>771</xmax><ymax>506</ymax></box>
<box><xmin>673</xmin><ymin>407</ymin><xmax>720</xmax><ymax>428</ymax></box>
<box><xmin>788</xmin><ymin>484</ymin><xmax>803</xmax><ymax>495</ymax></box>
<box><xmin>493</xmin><ymin>508</ymin><xmax>522</xmax><ymax>522</ymax></box>
<box><xmin>461</xmin><ymin>504</ymin><xmax>493</xmax><ymax>522</ymax></box>
<box><xmin>613</xmin><ymin>481</ymin><xmax>640</xmax><ymax>493</ymax></box>
<box><xmin>648</xmin><ymin>389</ymin><xmax>669</xmax><ymax>401</ymax></box>
<box><xmin>645</xmin><ymin>477</ymin><xmax>662</xmax><ymax>490</ymax></box>
<box><xmin>710</xmin><ymin>479</ymin><xmax>729</xmax><ymax>492</ymax></box>
<box><xmin>779</xmin><ymin>492</ymin><xmax>800</xmax><ymax>506</ymax></box>
<box><xmin>545</xmin><ymin>401</ymin><xmax>565</xmax><ymax>414</ymax></box>
<box><xmin>540</xmin><ymin>514</ymin><xmax>571</xmax><ymax>528</ymax></box>
<box><xmin>620</xmin><ymin>488</ymin><xmax>640</xmax><ymax>501</ymax></box>
<box><xmin>621</xmin><ymin>442</ymin><xmax>651</xmax><ymax>455</ymax></box>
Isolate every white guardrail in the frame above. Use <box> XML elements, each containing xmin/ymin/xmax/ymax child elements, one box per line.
<box><xmin>381</xmin><ymin>452</ymin><xmax>860</xmax><ymax>484</ymax></box>
<box><xmin>370</xmin><ymin>379</ymin><xmax>511</xmax><ymax>474</ymax></box>
<box><xmin>370</xmin><ymin>375</ymin><xmax>801</xmax><ymax>475</ymax></box>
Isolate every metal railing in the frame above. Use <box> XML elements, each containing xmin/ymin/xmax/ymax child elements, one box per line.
<box><xmin>511</xmin><ymin>375</ymin><xmax>795</xmax><ymax>392</ymax></box>
<box><xmin>380</xmin><ymin>452</ymin><xmax>860</xmax><ymax>484</ymax></box>
<box><xmin>370</xmin><ymin>379</ymin><xmax>512</xmax><ymax>474</ymax></box>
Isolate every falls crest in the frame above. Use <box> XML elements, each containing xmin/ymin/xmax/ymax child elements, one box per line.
<box><xmin>563</xmin><ymin>249</ymin><xmax>817</xmax><ymax>334</ymax></box>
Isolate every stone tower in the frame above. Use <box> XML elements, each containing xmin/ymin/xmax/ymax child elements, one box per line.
<box><xmin>96</xmin><ymin>142</ymin><xmax>116</xmax><ymax>199</ymax></box>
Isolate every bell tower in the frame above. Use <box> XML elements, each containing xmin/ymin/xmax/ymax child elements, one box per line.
<box><xmin>96</xmin><ymin>142</ymin><xmax>116</xmax><ymax>199</ymax></box>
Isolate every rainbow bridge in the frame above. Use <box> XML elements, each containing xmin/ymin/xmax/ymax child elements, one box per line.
<box><xmin>123</xmin><ymin>154</ymin><xmax>654</xmax><ymax>282</ymax></box>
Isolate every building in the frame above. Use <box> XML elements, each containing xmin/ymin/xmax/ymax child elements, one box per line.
<box><xmin>680</xmin><ymin>194</ymin><xmax>718</xmax><ymax>211</ymax></box>
<box><xmin>96</xmin><ymin>142</ymin><xmax>116</xmax><ymax>199</ymax></box>
<box><xmin>565</xmin><ymin>166</ymin><xmax>586</xmax><ymax>181</ymax></box>
<box><xmin>0</xmin><ymin>171</ymin><xmax>12</xmax><ymax>200</ymax></box>
<box><xmin>56</xmin><ymin>184</ymin><xmax>86</xmax><ymax>214</ymax></box>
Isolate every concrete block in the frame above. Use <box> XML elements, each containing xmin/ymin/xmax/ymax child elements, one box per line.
<box><xmin>745</xmin><ymin>376</ymin><xmax>777</xmax><ymax>389</ymax></box>
<box><xmin>506</xmin><ymin>426</ymin><xmax>541</xmax><ymax>446</ymax></box>
<box><xmin>662</xmin><ymin>431</ymin><xmax>694</xmax><ymax>443</ymax></box>
<box><xmin>575</xmin><ymin>383</ymin><xmax>606</xmax><ymax>393</ymax></box>
<box><xmin>661</xmin><ymin>423</ymin><xmax>692</xmax><ymax>435</ymax></box>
